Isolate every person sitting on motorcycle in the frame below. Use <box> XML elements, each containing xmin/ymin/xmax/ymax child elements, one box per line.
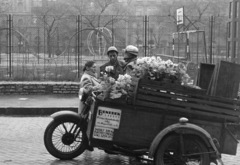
<box><xmin>122</xmin><ymin>45</ymin><xmax>139</xmax><ymax>76</ymax></box>
<box><xmin>100</xmin><ymin>46</ymin><xmax>124</xmax><ymax>80</ymax></box>
<box><xmin>78</xmin><ymin>61</ymin><xmax>101</xmax><ymax>114</ymax></box>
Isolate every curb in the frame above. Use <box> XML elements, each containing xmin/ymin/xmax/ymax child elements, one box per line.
<box><xmin>0</xmin><ymin>107</ymin><xmax>78</xmax><ymax>116</ymax></box>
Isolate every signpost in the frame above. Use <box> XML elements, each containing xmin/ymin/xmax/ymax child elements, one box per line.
<box><xmin>176</xmin><ymin>7</ymin><xmax>184</xmax><ymax>26</ymax></box>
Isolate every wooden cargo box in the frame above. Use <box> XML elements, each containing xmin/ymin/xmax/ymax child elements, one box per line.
<box><xmin>87</xmin><ymin>78</ymin><xmax>240</xmax><ymax>155</ymax></box>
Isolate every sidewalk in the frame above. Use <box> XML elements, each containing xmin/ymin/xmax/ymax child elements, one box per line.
<box><xmin>0</xmin><ymin>94</ymin><xmax>79</xmax><ymax>115</ymax></box>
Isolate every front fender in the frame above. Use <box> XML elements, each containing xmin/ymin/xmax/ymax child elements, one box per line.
<box><xmin>148</xmin><ymin>123</ymin><xmax>220</xmax><ymax>159</ymax></box>
<box><xmin>50</xmin><ymin>110</ymin><xmax>81</xmax><ymax>121</ymax></box>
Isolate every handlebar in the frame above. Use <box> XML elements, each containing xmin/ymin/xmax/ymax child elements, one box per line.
<box><xmin>85</xmin><ymin>91</ymin><xmax>102</xmax><ymax>104</ymax></box>
<box><xmin>91</xmin><ymin>91</ymin><xmax>97</xmax><ymax>98</ymax></box>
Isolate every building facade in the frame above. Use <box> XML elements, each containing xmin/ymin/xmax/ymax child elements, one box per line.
<box><xmin>131</xmin><ymin>0</ymin><xmax>160</xmax><ymax>16</ymax></box>
<box><xmin>0</xmin><ymin>0</ymin><xmax>31</xmax><ymax>14</ymax></box>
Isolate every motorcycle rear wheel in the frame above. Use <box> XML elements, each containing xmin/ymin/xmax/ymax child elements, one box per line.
<box><xmin>154</xmin><ymin>135</ymin><xmax>210</xmax><ymax>165</ymax></box>
<box><xmin>44</xmin><ymin>118</ymin><xmax>88</xmax><ymax>160</ymax></box>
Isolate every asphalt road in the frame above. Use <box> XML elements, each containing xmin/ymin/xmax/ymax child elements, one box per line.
<box><xmin>0</xmin><ymin>116</ymin><xmax>240</xmax><ymax>165</ymax></box>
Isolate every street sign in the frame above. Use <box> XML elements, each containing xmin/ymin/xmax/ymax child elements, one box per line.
<box><xmin>176</xmin><ymin>7</ymin><xmax>184</xmax><ymax>25</ymax></box>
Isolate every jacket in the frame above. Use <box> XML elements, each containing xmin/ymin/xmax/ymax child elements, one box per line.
<box><xmin>79</xmin><ymin>71</ymin><xmax>100</xmax><ymax>93</ymax></box>
<box><xmin>78</xmin><ymin>71</ymin><xmax>100</xmax><ymax>114</ymax></box>
<box><xmin>100</xmin><ymin>60</ymin><xmax>125</xmax><ymax>80</ymax></box>
<box><xmin>123</xmin><ymin>58</ymin><xmax>137</xmax><ymax>76</ymax></box>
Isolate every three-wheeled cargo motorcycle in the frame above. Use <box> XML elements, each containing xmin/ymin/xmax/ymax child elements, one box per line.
<box><xmin>44</xmin><ymin>78</ymin><xmax>240</xmax><ymax>165</ymax></box>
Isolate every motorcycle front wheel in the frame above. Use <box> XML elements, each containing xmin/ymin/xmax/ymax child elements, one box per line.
<box><xmin>44</xmin><ymin>118</ymin><xmax>88</xmax><ymax>160</ymax></box>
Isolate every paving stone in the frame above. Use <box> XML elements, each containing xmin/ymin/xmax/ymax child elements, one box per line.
<box><xmin>0</xmin><ymin>116</ymin><xmax>239</xmax><ymax>165</ymax></box>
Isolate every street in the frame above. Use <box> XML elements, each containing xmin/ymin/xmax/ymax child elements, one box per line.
<box><xmin>0</xmin><ymin>116</ymin><xmax>240</xmax><ymax>165</ymax></box>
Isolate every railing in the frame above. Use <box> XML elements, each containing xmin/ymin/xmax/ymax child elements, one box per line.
<box><xmin>0</xmin><ymin>14</ymin><xmax>228</xmax><ymax>81</ymax></box>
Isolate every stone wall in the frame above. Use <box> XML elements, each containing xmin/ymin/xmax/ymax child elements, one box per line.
<box><xmin>0</xmin><ymin>82</ymin><xmax>80</xmax><ymax>95</ymax></box>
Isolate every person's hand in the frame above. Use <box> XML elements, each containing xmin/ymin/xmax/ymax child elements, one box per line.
<box><xmin>92</xmin><ymin>85</ymin><xmax>102</xmax><ymax>91</ymax></box>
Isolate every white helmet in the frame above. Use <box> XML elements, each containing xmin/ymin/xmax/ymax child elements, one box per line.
<box><xmin>124</xmin><ymin>45</ymin><xmax>139</xmax><ymax>57</ymax></box>
<box><xmin>107</xmin><ymin>46</ymin><xmax>118</xmax><ymax>55</ymax></box>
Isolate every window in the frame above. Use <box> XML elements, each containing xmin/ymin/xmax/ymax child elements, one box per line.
<box><xmin>32</xmin><ymin>15</ymin><xmax>38</xmax><ymax>25</ymax></box>
<box><xmin>228</xmin><ymin>22</ymin><xmax>232</xmax><ymax>38</ymax></box>
<box><xmin>147</xmin><ymin>7</ymin><xmax>156</xmax><ymax>15</ymax></box>
<box><xmin>47</xmin><ymin>0</ymin><xmax>57</xmax><ymax>6</ymax></box>
<box><xmin>228</xmin><ymin>41</ymin><xmax>231</xmax><ymax>58</ymax></box>
<box><xmin>234</xmin><ymin>22</ymin><xmax>238</xmax><ymax>38</ymax></box>
<box><xmin>136</xmin><ymin>6</ymin><xmax>143</xmax><ymax>16</ymax></box>
<box><xmin>1</xmin><ymin>20</ymin><xmax>7</xmax><ymax>27</ymax></box>
<box><xmin>235</xmin><ymin>2</ymin><xmax>239</xmax><ymax>18</ymax></box>
<box><xmin>18</xmin><ymin>2</ymin><xmax>24</xmax><ymax>12</ymax></box>
<box><xmin>229</xmin><ymin>2</ymin><xmax>233</xmax><ymax>19</ymax></box>
<box><xmin>234</xmin><ymin>41</ymin><xmax>238</xmax><ymax>58</ymax></box>
<box><xmin>3</xmin><ymin>0</ymin><xmax>10</xmax><ymax>3</ymax></box>
<box><xmin>1</xmin><ymin>0</ymin><xmax>11</xmax><ymax>12</ymax></box>
<box><xmin>33</xmin><ymin>0</ymin><xmax>42</xmax><ymax>7</ymax></box>
<box><xmin>47</xmin><ymin>0</ymin><xmax>57</xmax><ymax>5</ymax></box>
<box><xmin>48</xmin><ymin>0</ymin><xmax>57</xmax><ymax>2</ymax></box>
<box><xmin>18</xmin><ymin>19</ymin><xmax>23</xmax><ymax>27</ymax></box>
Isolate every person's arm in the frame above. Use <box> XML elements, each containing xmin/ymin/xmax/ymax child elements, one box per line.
<box><xmin>81</xmin><ymin>77</ymin><xmax>94</xmax><ymax>93</ymax></box>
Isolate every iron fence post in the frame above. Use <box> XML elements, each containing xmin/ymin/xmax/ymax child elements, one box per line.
<box><xmin>147</xmin><ymin>15</ymin><xmax>149</xmax><ymax>56</ymax></box>
<box><xmin>8</xmin><ymin>14</ymin><xmax>12</xmax><ymax>78</ymax></box>
<box><xmin>112</xmin><ymin>15</ymin><xmax>114</xmax><ymax>46</ymax></box>
<box><xmin>38</xmin><ymin>27</ymin><xmax>40</xmax><ymax>64</ymax></box>
<box><xmin>77</xmin><ymin>15</ymin><xmax>80</xmax><ymax>78</ymax></box>
<box><xmin>209</xmin><ymin>15</ymin><xmax>214</xmax><ymax>64</ymax></box>
<box><xmin>203</xmin><ymin>31</ymin><xmax>208</xmax><ymax>63</ymax></box>
<box><xmin>43</xmin><ymin>15</ymin><xmax>46</xmax><ymax>77</ymax></box>
<box><xmin>80</xmin><ymin>15</ymin><xmax>83</xmax><ymax>74</ymax></box>
<box><xmin>144</xmin><ymin>15</ymin><xmax>148</xmax><ymax>57</ymax></box>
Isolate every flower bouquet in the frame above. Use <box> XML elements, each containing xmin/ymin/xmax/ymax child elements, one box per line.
<box><xmin>109</xmin><ymin>74</ymin><xmax>132</xmax><ymax>99</ymax></box>
<box><xmin>97</xmin><ymin>66</ymin><xmax>132</xmax><ymax>100</ymax></box>
<box><xmin>132</xmin><ymin>56</ymin><xmax>192</xmax><ymax>86</ymax></box>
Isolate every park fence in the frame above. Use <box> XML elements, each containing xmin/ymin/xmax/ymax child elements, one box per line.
<box><xmin>0</xmin><ymin>14</ymin><xmax>228</xmax><ymax>81</ymax></box>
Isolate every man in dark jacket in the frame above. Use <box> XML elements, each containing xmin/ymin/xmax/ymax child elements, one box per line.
<box><xmin>100</xmin><ymin>46</ymin><xmax>124</xmax><ymax>80</ymax></box>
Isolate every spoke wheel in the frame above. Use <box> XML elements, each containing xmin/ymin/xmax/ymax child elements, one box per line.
<box><xmin>154</xmin><ymin>135</ymin><xmax>210</xmax><ymax>165</ymax></box>
<box><xmin>44</xmin><ymin>118</ymin><xmax>88</xmax><ymax>160</ymax></box>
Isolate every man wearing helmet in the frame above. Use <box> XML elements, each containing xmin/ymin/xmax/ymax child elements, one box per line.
<box><xmin>123</xmin><ymin>45</ymin><xmax>139</xmax><ymax>75</ymax></box>
<box><xmin>100</xmin><ymin>46</ymin><xmax>124</xmax><ymax>80</ymax></box>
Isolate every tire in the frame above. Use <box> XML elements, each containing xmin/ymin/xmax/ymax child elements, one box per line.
<box><xmin>44</xmin><ymin>118</ymin><xmax>88</xmax><ymax>160</ymax></box>
<box><xmin>154</xmin><ymin>135</ymin><xmax>210</xmax><ymax>165</ymax></box>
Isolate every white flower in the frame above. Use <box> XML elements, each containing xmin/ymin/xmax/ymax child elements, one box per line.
<box><xmin>156</xmin><ymin>56</ymin><xmax>162</xmax><ymax>62</ymax></box>
<box><xmin>136</xmin><ymin>58</ymin><xmax>144</xmax><ymax>65</ymax></box>
<box><xmin>105</xmin><ymin>66</ymin><xmax>114</xmax><ymax>72</ymax></box>
<box><xmin>109</xmin><ymin>77</ymin><xmax>116</xmax><ymax>84</ymax></box>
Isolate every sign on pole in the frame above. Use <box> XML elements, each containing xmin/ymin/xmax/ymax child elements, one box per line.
<box><xmin>176</xmin><ymin>7</ymin><xmax>184</xmax><ymax>25</ymax></box>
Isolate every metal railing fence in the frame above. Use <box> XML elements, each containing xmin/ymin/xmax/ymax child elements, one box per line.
<box><xmin>0</xmin><ymin>14</ymin><xmax>228</xmax><ymax>81</ymax></box>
